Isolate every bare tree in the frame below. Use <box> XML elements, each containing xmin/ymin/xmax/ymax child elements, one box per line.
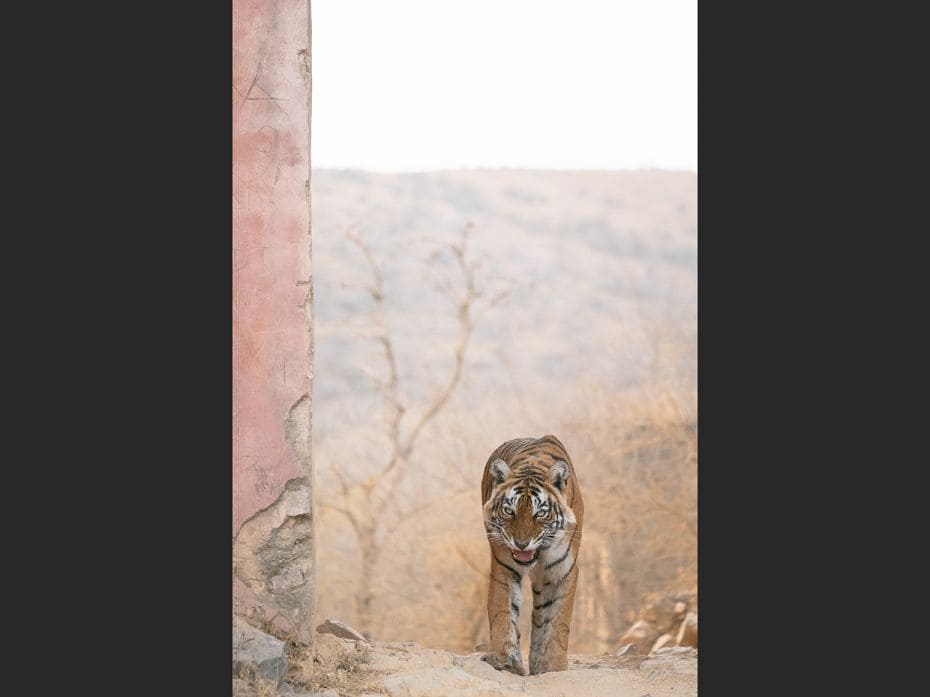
<box><xmin>319</xmin><ymin>223</ymin><xmax>510</xmax><ymax>636</ymax></box>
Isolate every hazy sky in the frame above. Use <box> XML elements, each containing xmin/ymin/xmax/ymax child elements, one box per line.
<box><xmin>311</xmin><ymin>0</ymin><xmax>696</xmax><ymax>172</ymax></box>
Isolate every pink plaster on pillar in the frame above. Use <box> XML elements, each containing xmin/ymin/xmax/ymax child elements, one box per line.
<box><xmin>233</xmin><ymin>0</ymin><xmax>312</xmax><ymax>534</ymax></box>
<box><xmin>233</xmin><ymin>0</ymin><xmax>313</xmax><ymax>637</ymax></box>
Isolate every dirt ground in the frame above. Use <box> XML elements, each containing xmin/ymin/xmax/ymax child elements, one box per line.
<box><xmin>237</xmin><ymin>631</ymin><xmax>697</xmax><ymax>697</ymax></box>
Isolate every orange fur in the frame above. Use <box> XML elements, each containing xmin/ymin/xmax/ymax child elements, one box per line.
<box><xmin>480</xmin><ymin>435</ymin><xmax>584</xmax><ymax>675</ymax></box>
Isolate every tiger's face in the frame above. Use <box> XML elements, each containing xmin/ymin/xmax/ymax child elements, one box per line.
<box><xmin>483</xmin><ymin>458</ymin><xmax>577</xmax><ymax>566</ymax></box>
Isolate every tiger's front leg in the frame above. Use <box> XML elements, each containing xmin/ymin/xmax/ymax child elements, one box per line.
<box><xmin>528</xmin><ymin>550</ymin><xmax>579</xmax><ymax>675</ymax></box>
<box><xmin>481</xmin><ymin>551</ymin><xmax>525</xmax><ymax>676</ymax></box>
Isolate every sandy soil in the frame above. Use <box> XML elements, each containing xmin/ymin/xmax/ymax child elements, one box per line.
<box><xmin>277</xmin><ymin>633</ymin><xmax>697</xmax><ymax>697</ymax></box>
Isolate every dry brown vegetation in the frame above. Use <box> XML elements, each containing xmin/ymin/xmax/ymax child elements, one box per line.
<box><xmin>562</xmin><ymin>386</ymin><xmax>697</xmax><ymax>648</ymax></box>
<box><xmin>234</xmin><ymin>635</ymin><xmax>378</xmax><ymax>697</ymax></box>
<box><xmin>286</xmin><ymin>635</ymin><xmax>377</xmax><ymax>695</ymax></box>
<box><xmin>316</xmin><ymin>380</ymin><xmax>696</xmax><ymax>655</ymax></box>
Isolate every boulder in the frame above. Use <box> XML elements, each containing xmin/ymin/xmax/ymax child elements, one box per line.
<box><xmin>232</xmin><ymin>619</ymin><xmax>287</xmax><ymax>684</ymax></box>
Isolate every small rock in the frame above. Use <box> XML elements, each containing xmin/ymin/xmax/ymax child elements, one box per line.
<box><xmin>233</xmin><ymin>619</ymin><xmax>287</xmax><ymax>684</ymax></box>
<box><xmin>616</xmin><ymin>643</ymin><xmax>638</xmax><ymax>656</ymax></box>
<box><xmin>653</xmin><ymin>646</ymin><xmax>697</xmax><ymax>657</ymax></box>
<box><xmin>316</xmin><ymin>618</ymin><xmax>370</xmax><ymax>643</ymax></box>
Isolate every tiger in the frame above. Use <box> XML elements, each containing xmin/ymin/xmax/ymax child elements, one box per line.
<box><xmin>480</xmin><ymin>434</ymin><xmax>584</xmax><ymax>676</ymax></box>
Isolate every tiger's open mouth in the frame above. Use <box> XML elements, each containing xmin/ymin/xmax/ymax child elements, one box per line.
<box><xmin>511</xmin><ymin>549</ymin><xmax>539</xmax><ymax>565</ymax></box>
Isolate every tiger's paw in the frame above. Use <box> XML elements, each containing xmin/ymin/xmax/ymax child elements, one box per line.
<box><xmin>528</xmin><ymin>652</ymin><xmax>568</xmax><ymax>675</ymax></box>
<box><xmin>481</xmin><ymin>651</ymin><xmax>525</xmax><ymax>676</ymax></box>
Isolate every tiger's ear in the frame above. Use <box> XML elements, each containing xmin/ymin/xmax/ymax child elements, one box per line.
<box><xmin>489</xmin><ymin>458</ymin><xmax>511</xmax><ymax>485</ymax></box>
<box><xmin>550</xmin><ymin>460</ymin><xmax>569</xmax><ymax>492</ymax></box>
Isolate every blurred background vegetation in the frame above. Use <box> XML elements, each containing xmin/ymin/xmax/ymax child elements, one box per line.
<box><xmin>310</xmin><ymin>168</ymin><xmax>696</xmax><ymax>654</ymax></box>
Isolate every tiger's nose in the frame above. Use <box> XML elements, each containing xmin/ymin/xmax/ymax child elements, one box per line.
<box><xmin>514</xmin><ymin>540</ymin><xmax>529</xmax><ymax>549</ymax></box>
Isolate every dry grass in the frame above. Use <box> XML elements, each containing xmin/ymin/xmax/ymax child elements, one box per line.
<box><xmin>232</xmin><ymin>670</ymin><xmax>281</xmax><ymax>697</ymax></box>
<box><xmin>285</xmin><ymin>636</ymin><xmax>379</xmax><ymax>696</ymax></box>
<box><xmin>234</xmin><ymin>634</ymin><xmax>380</xmax><ymax>697</ymax></box>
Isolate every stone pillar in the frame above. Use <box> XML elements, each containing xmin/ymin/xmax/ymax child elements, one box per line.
<box><xmin>232</xmin><ymin>0</ymin><xmax>314</xmax><ymax>643</ymax></box>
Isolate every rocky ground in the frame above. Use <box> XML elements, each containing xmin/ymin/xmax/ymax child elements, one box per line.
<box><xmin>234</xmin><ymin>619</ymin><xmax>697</xmax><ymax>697</ymax></box>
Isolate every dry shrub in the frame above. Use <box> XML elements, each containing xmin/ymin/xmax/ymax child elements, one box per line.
<box><xmin>286</xmin><ymin>635</ymin><xmax>376</xmax><ymax>695</ymax></box>
<box><xmin>561</xmin><ymin>381</ymin><xmax>697</xmax><ymax>650</ymax></box>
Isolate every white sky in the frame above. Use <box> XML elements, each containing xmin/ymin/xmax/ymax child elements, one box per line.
<box><xmin>311</xmin><ymin>0</ymin><xmax>696</xmax><ymax>172</ymax></box>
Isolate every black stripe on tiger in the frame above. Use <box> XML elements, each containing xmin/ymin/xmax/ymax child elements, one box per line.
<box><xmin>545</xmin><ymin>547</ymin><xmax>571</xmax><ymax>569</ymax></box>
<box><xmin>494</xmin><ymin>555</ymin><xmax>522</xmax><ymax>581</ymax></box>
<box><xmin>534</xmin><ymin>594</ymin><xmax>564</xmax><ymax>610</ymax></box>
<box><xmin>554</xmin><ymin>557</ymin><xmax>577</xmax><ymax>588</ymax></box>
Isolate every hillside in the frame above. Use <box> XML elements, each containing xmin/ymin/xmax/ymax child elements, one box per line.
<box><xmin>311</xmin><ymin>168</ymin><xmax>696</xmax><ymax>435</ymax></box>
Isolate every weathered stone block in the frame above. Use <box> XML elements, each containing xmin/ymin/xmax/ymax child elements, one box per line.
<box><xmin>233</xmin><ymin>619</ymin><xmax>287</xmax><ymax>683</ymax></box>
